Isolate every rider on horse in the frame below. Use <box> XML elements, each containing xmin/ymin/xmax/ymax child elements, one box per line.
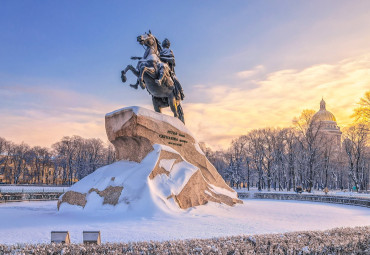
<box><xmin>156</xmin><ymin>39</ymin><xmax>185</xmax><ymax>100</ymax></box>
<box><xmin>121</xmin><ymin>31</ymin><xmax>185</xmax><ymax>123</ymax></box>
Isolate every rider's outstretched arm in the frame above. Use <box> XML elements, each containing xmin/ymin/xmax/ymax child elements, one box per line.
<box><xmin>131</xmin><ymin>56</ymin><xmax>142</xmax><ymax>60</ymax></box>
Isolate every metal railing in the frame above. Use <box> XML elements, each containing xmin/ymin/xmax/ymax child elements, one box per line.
<box><xmin>237</xmin><ymin>192</ymin><xmax>370</xmax><ymax>208</ymax></box>
<box><xmin>0</xmin><ymin>186</ymin><xmax>69</xmax><ymax>194</ymax></box>
<box><xmin>0</xmin><ymin>186</ymin><xmax>69</xmax><ymax>202</ymax></box>
<box><xmin>0</xmin><ymin>192</ymin><xmax>63</xmax><ymax>203</ymax></box>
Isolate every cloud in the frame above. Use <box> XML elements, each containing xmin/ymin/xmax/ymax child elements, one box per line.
<box><xmin>236</xmin><ymin>65</ymin><xmax>265</xmax><ymax>79</ymax></box>
<box><xmin>183</xmin><ymin>54</ymin><xmax>370</xmax><ymax>149</ymax></box>
<box><xmin>0</xmin><ymin>86</ymin><xmax>121</xmax><ymax>147</ymax></box>
<box><xmin>1</xmin><ymin>55</ymin><xmax>369</xmax><ymax>150</ymax></box>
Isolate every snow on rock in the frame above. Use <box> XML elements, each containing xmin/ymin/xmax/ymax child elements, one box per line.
<box><xmin>58</xmin><ymin>107</ymin><xmax>242</xmax><ymax>213</ymax></box>
<box><xmin>106</xmin><ymin>106</ymin><xmax>193</xmax><ymax>138</ymax></box>
<box><xmin>158</xmin><ymin>159</ymin><xmax>176</xmax><ymax>172</ymax></box>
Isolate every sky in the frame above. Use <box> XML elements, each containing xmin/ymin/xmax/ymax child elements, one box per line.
<box><xmin>1</xmin><ymin>0</ymin><xmax>369</xmax><ymax>149</ymax></box>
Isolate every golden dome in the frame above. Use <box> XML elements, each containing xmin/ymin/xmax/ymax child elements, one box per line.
<box><xmin>312</xmin><ymin>99</ymin><xmax>337</xmax><ymax>122</ymax></box>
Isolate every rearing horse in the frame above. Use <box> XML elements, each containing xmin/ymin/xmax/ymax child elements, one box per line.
<box><xmin>121</xmin><ymin>31</ymin><xmax>185</xmax><ymax>123</ymax></box>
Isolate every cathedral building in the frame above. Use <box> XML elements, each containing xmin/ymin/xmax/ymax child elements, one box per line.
<box><xmin>312</xmin><ymin>99</ymin><xmax>342</xmax><ymax>147</ymax></box>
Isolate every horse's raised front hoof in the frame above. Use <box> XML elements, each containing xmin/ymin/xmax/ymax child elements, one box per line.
<box><xmin>121</xmin><ymin>71</ymin><xmax>127</xmax><ymax>83</ymax></box>
<box><xmin>130</xmin><ymin>84</ymin><xmax>138</xmax><ymax>90</ymax></box>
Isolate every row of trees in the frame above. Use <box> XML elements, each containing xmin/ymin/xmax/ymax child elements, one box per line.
<box><xmin>207</xmin><ymin>92</ymin><xmax>370</xmax><ymax>192</ymax></box>
<box><xmin>1</xmin><ymin>92</ymin><xmax>369</xmax><ymax>192</ymax></box>
<box><xmin>0</xmin><ymin>136</ymin><xmax>115</xmax><ymax>185</ymax></box>
<box><xmin>208</xmin><ymin>123</ymin><xmax>369</xmax><ymax>192</ymax></box>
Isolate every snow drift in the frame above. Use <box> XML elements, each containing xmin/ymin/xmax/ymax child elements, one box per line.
<box><xmin>58</xmin><ymin>107</ymin><xmax>242</xmax><ymax>213</ymax></box>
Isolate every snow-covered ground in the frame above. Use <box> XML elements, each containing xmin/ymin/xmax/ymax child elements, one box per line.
<box><xmin>0</xmin><ymin>199</ymin><xmax>369</xmax><ymax>245</ymax></box>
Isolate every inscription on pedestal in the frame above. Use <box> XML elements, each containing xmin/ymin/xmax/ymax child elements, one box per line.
<box><xmin>159</xmin><ymin>130</ymin><xmax>189</xmax><ymax>147</ymax></box>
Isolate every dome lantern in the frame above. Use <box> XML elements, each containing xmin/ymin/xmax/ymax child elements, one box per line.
<box><xmin>313</xmin><ymin>99</ymin><xmax>336</xmax><ymax>122</ymax></box>
<box><xmin>320</xmin><ymin>98</ymin><xmax>326</xmax><ymax>110</ymax></box>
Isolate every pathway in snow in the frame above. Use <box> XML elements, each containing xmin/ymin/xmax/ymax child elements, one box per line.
<box><xmin>0</xmin><ymin>199</ymin><xmax>369</xmax><ymax>244</ymax></box>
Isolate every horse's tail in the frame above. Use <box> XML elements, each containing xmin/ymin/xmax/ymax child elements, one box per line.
<box><xmin>177</xmin><ymin>104</ymin><xmax>185</xmax><ymax>124</ymax></box>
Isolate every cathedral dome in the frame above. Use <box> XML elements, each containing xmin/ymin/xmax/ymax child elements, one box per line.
<box><xmin>312</xmin><ymin>99</ymin><xmax>336</xmax><ymax>122</ymax></box>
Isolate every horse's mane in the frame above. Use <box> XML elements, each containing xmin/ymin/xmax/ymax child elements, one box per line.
<box><xmin>153</xmin><ymin>36</ymin><xmax>162</xmax><ymax>56</ymax></box>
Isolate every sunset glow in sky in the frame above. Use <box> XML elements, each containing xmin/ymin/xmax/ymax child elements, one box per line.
<box><xmin>1</xmin><ymin>1</ymin><xmax>369</xmax><ymax>149</ymax></box>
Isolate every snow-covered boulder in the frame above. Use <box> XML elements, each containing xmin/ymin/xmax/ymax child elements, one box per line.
<box><xmin>58</xmin><ymin>107</ymin><xmax>242</xmax><ymax>213</ymax></box>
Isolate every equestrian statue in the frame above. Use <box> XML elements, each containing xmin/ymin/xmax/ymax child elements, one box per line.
<box><xmin>121</xmin><ymin>31</ymin><xmax>185</xmax><ymax>123</ymax></box>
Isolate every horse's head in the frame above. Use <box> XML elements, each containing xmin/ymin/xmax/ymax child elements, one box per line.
<box><xmin>137</xmin><ymin>31</ymin><xmax>162</xmax><ymax>53</ymax></box>
<box><xmin>137</xmin><ymin>31</ymin><xmax>155</xmax><ymax>46</ymax></box>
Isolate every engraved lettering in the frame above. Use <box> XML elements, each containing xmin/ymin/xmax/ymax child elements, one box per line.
<box><xmin>167</xmin><ymin>130</ymin><xmax>178</xmax><ymax>136</ymax></box>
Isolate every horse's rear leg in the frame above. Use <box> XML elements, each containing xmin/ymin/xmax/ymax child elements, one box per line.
<box><xmin>152</xmin><ymin>97</ymin><xmax>162</xmax><ymax>113</ymax></box>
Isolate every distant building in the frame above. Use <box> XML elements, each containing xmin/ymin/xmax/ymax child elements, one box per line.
<box><xmin>0</xmin><ymin>155</ymin><xmax>78</xmax><ymax>185</ymax></box>
<box><xmin>312</xmin><ymin>98</ymin><xmax>342</xmax><ymax>148</ymax></box>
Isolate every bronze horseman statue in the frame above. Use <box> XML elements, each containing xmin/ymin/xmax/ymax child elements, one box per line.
<box><xmin>121</xmin><ymin>31</ymin><xmax>185</xmax><ymax>123</ymax></box>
